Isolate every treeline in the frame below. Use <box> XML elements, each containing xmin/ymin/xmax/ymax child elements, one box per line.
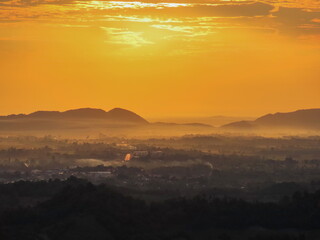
<box><xmin>0</xmin><ymin>178</ymin><xmax>319</xmax><ymax>239</ymax></box>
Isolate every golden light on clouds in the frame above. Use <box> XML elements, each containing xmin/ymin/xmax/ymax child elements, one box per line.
<box><xmin>0</xmin><ymin>0</ymin><xmax>319</xmax><ymax>117</ymax></box>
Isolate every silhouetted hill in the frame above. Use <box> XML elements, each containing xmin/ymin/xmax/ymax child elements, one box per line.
<box><xmin>255</xmin><ymin>109</ymin><xmax>320</xmax><ymax>129</ymax></box>
<box><xmin>0</xmin><ymin>109</ymin><xmax>219</xmax><ymax>136</ymax></box>
<box><xmin>223</xmin><ymin>108</ymin><xmax>320</xmax><ymax>131</ymax></box>
<box><xmin>0</xmin><ymin>108</ymin><xmax>148</xmax><ymax>124</ymax></box>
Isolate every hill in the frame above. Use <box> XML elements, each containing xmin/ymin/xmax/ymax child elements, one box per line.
<box><xmin>0</xmin><ymin>108</ymin><xmax>149</xmax><ymax>133</ymax></box>
<box><xmin>0</xmin><ymin>108</ymin><xmax>148</xmax><ymax>124</ymax></box>
<box><xmin>223</xmin><ymin>108</ymin><xmax>320</xmax><ymax>131</ymax></box>
<box><xmin>0</xmin><ymin>108</ymin><xmax>218</xmax><ymax>136</ymax></box>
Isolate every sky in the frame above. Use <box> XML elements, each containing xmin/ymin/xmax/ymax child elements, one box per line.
<box><xmin>0</xmin><ymin>0</ymin><xmax>319</xmax><ymax>118</ymax></box>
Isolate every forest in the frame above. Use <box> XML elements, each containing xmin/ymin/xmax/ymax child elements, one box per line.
<box><xmin>0</xmin><ymin>177</ymin><xmax>318</xmax><ymax>240</ymax></box>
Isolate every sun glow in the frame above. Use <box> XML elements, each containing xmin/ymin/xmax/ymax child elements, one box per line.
<box><xmin>0</xmin><ymin>0</ymin><xmax>319</xmax><ymax>116</ymax></box>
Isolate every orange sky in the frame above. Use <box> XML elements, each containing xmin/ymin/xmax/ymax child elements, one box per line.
<box><xmin>0</xmin><ymin>0</ymin><xmax>319</xmax><ymax>118</ymax></box>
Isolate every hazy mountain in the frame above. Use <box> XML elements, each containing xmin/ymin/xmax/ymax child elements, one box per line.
<box><xmin>0</xmin><ymin>108</ymin><xmax>148</xmax><ymax>124</ymax></box>
<box><xmin>149</xmin><ymin>116</ymin><xmax>254</xmax><ymax>127</ymax></box>
<box><xmin>152</xmin><ymin>122</ymin><xmax>213</xmax><ymax>128</ymax></box>
<box><xmin>223</xmin><ymin>108</ymin><xmax>320</xmax><ymax>130</ymax></box>
<box><xmin>222</xmin><ymin>120</ymin><xmax>256</xmax><ymax>129</ymax></box>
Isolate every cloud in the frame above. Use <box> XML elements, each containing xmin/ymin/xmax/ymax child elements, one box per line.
<box><xmin>0</xmin><ymin>0</ymin><xmax>73</xmax><ymax>7</ymax></box>
<box><xmin>0</xmin><ymin>0</ymin><xmax>274</xmax><ymax>18</ymax></box>
<box><xmin>0</xmin><ymin>0</ymin><xmax>319</xmax><ymax>40</ymax></box>
<box><xmin>103</xmin><ymin>2</ymin><xmax>275</xmax><ymax>18</ymax></box>
<box><xmin>272</xmin><ymin>7</ymin><xmax>320</xmax><ymax>34</ymax></box>
<box><xmin>188</xmin><ymin>2</ymin><xmax>274</xmax><ymax>17</ymax></box>
<box><xmin>102</xmin><ymin>27</ymin><xmax>153</xmax><ymax>47</ymax></box>
<box><xmin>273</xmin><ymin>7</ymin><xmax>320</xmax><ymax>25</ymax></box>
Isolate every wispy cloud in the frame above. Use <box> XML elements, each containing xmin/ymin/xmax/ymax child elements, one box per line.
<box><xmin>0</xmin><ymin>0</ymin><xmax>319</xmax><ymax>55</ymax></box>
<box><xmin>101</xmin><ymin>26</ymin><xmax>153</xmax><ymax>46</ymax></box>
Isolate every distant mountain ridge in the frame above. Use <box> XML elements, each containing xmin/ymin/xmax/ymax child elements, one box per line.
<box><xmin>152</xmin><ymin>122</ymin><xmax>213</xmax><ymax>128</ymax></box>
<box><xmin>149</xmin><ymin>116</ymin><xmax>254</xmax><ymax>127</ymax></box>
<box><xmin>1</xmin><ymin>107</ymin><xmax>319</xmax><ymax>135</ymax></box>
<box><xmin>223</xmin><ymin>108</ymin><xmax>320</xmax><ymax>130</ymax></box>
<box><xmin>0</xmin><ymin>108</ymin><xmax>215</xmax><ymax>135</ymax></box>
<box><xmin>0</xmin><ymin>108</ymin><xmax>149</xmax><ymax>124</ymax></box>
